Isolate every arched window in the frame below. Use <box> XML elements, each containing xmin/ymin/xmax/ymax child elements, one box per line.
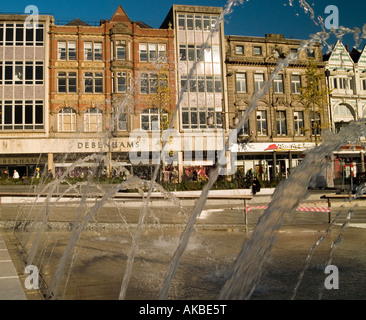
<box><xmin>334</xmin><ymin>104</ymin><xmax>354</xmax><ymax>118</ymax></box>
<box><xmin>57</xmin><ymin>107</ymin><xmax>76</xmax><ymax>132</ymax></box>
<box><xmin>84</xmin><ymin>108</ymin><xmax>102</xmax><ymax>132</ymax></box>
<box><xmin>140</xmin><ymin>108</ymin><xmax>168</xmax><ymax>131</ymax></box>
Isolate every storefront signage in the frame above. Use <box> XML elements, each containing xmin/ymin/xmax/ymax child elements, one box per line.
<box><xmin>77</xmin><ymin>140</ymin><xmax>138</xmax><ymax>151</ymax></box>
<box><xmin>0</xmin><ymin>157</ymin><xmax>45</xmax><ymax>165</ymax></box>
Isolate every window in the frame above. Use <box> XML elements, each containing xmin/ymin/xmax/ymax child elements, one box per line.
<box><xmin>182</xmin><ymin>107</ymin><xmax>221</xmax><ymax>129</ymax></box>
<box><xmin>235</xmin><ymin>45</ymin><xmax>244</xmax><ymax>55</ymax></box>
<box><xmin>178</xmin><ymin>14</ymin><xmax>186</xmax><ymax>30</ymax></box>
<box><xmin>58</xmin><ymin>41</ymin><xmax>76</xmax><ymax>60</ymax></box>
<box><xmin>117</xmin><ymin>108</ymin><xmax>130</xmax><ymax>131</ymax></box>
<box><xmin>84</xmin><ymin>42</ymin><xmax>93</xmax><ymax>61</ymax></box>
<box><xmin>307</xmin><ymin>49</ymin><xmax>315</xmax><ymax>58</ymax></box>
<box><xmin>116</xmin><ymin>72</ymin><xmax>127</xmax><ymax>93</ymax></box>
<box><xmin>179</xmin><ymin>44</ymin><xmax>204</xmax><ymax>62</ymax></box>
<box><xmin>291</xmin><ymin>74</ymin><xmax>301</xmax><ymax>94</ymax></box>
<box><xmin>139</xmin><ymin>43</ymin><xmax>166</xmax><ymax>62</ymax></box>
<box><xmin>203</xmin><ymin>16</ymin><xmax>210</xmax><ymax>31</ymax></box>
<box><xmin>0</xmin><ymin>100</ymin><xmax>43</xmax><ymax>130</ymax></box>
<box><xmin>140</xmin><ymin>73</ymin><xmax>159</xmax><ymax>94</ymax></box>
<box><xmin>236</xmin><ymin>73</ymin><xmax>247</xmax><ymax>93</ymax></box>
<box><xmin>254</xmin><ymin>73</ymin><xmax>265</xmax><ymax>92</ymax></box>
<box><xmin>182</xmin><ymin>75</ymin><xmax>221</xmax><ymax>93</ymax></box>
<box><xmin>195</xmin><ymin>15</ymin><xmax>202</xmax><ymax>30</ymax></box>
<box><xmin>58</xmin><ymin>107</ymin><xmax>76</xmax><ymax>132</ymax></box>
<box><xmin>334</xmin><ymin>104</ymin><xmax>353</xmax><ymax>117</ymax></box>
<box><xmin>253</xmin><ymin>46</ymin><xmax>262</xmax><ymax>55</ymax></box>
<box><xmin>186</xmin><ymin>15</ymin><xmax>194</xmax><ymax>30</ymax></box>
<box><xmin>141</xmin><ymin>108</ymin><xmax>168</xmax><ymax>131</ymax></box>
<box><xmin>84</xmin><ymin>108</ymin><xmax>102</xmax><ymax>132</ymax></box>
<box><xmin>238</xmin><ymin>111</ymin><xmax>250</xmax><ymax>135</ymax></box>
<box><xmin>5</xmin><ymin>24</ymin><xmax>14</xmax><ymax>46</ymax></box>
<box><xmin>68</xmin><ymin>41</ymin><xmax>77</xmax><ymax>60</ymax></box>
<box><xmin>84</xmin><ymin>42</ymin><xmax>102</xmax><ymax>61</ymax></box>
<box><xmin>2</xmin><ymin>61</ymin><xmax>43</xmax><ymax>85</ymax></box>
<box><xmin>94</xmin><ymin>43</ymin><xmax>102</xmax><ymax>60</ymax></box>
<box><xmin>273</xmin><ymin>74</ymin><xmax>284</xmax><ymax>93</ymax></box>
<box><xmin>3</xmin><ymin>23</ymin><xmax>45</xmax><ymax>46</ymax></box>
<box><xmin>116</xmin><ymin>45</ymin><xmax>126</xmax><ymax>60</ymax></box>
<box><xmin>333</xmin><ymin>77</ymin><xmax>351</xmax><ymax>90</ymax></box>
<box><xmin>15</xmin><ymin>24</ymin><xmax>24</xmax><ymax>46</ymax></box>
<box><xmin>84</xmin><ymin>72</ymin><xmax>103</xmax><ymax>93</ymax></box>
<box><xmin>58</xmin><ymin>72</ymin><xmax>77</xmax><ymax>93</ymax></box>
<box><xmin>311</xmin><ymin>111</ymin><xmax>321</xmax><ymax>136</ymax></box>
<box><xmin>294</xmin><ymin>111</ymin><xmax>304</xmax><ymax>136</ymax></box>
<box><xmin>276</xmin><ymin>110</ymin><xmax>287</xmax><ymax>135</ymax></box>
<box><xmin>362</xmin><ymin>79</ymin><xmax>366</xmax><ymax>91</ymax></box>
<box><xmin>58</xmin><ymin>41</ymin><xmax>66</xmax><ymax>60</ymax></box>
<box><xmin>0</xmin><ymin>24</ymin><xmax>3</xmax><ymax>46</ymax></box>
<box><xmin>256</xmin><ymin>110</ymin><xmax>267</xmax><ymax>136</ymax></box>
<box><xmin>149</xmin><ymin>44</ymin><xmax>157</xmax><ymax>61</ymax></box>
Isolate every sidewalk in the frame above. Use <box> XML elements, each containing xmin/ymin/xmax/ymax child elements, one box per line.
<box><xmin>0</xmin><ymin>232</ymin><xmax>26</xmax><ymax>300</ymax></box>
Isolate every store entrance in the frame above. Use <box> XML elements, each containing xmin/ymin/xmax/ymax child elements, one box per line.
<box><xmin>8</xmin><ymin>166</ymin><xmax>27</xmax><ymax>179</ymax></box>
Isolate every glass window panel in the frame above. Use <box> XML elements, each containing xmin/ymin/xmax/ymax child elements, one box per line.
<box><xmin>116</xmin><ymin>46</ymin><xmax>126</xmax><ymax>60</ymax></box>
<box><xmin>35</xmin><ymin>103</ymin><xmax>43</xmax><ymax>124</ymax></box>
<box><xmin>94</xmin><ymin>43</ymin><xmax>102</xmax><ymax>60</ymax></box>
<box><xmin>58</xmin><ymin>41</ymin><xmax>66</xmax><ymax>60</ymax></box>
<box><xmin>179</xmin><ymin>45</ymin><xmax>186</xmax><ymax>61</ymax></box>
<box><xmin>139</xmin><ymin>43</ymin><xmax>147</xmax><ymax>62</ymax></box>
<box><xmin>186</xmin><ymin>15</ymin><xmax>194</xmax><ymax>30</ymax></box>
<box><xmin>178</xmin><ymin>14</ymin><xmax>185</xmax><ymax>30</ymax></box>
<box><xmin>25</xmin><ymin>27</ymin><xmax>33</xmax><ymax>45</ymax></box>
<box><xmin>68</xmin><ymin>41</ymin><xmax>76</xmax><ymax>60</ymax></box>
<box><xmin>84</xmin><ymin>42</ymin><xmax>93</xmax><ymax>60</ymax></box>
<box><xmin>25</xmin><ymin>104</ymin><xmax>32</xmax><ymax>124</ymax></box>
<box><xmin>195</xmin><ymin>15</ymin><xmax>202</xmax><ymax>30</ymax></box>
<box><xmin>6</xmin><ymin>25</ymin><xmax>14</xmax><ymax>45</ymax></box>
<box><xmin>149</xmin><ymin>43</ymin><xmax>157</xmax><ymax>61</ymax></box>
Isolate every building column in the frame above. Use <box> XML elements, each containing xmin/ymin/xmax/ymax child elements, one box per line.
<box><xmin>48</xmin><ymin>153</ymin><xmax>54</xmax><ymax>176</ymax></box>
<box><xmin>178</xmin><ymin>151</ymin><xmax>184</xmax><ymax>182</ymax></box>
<box><xmin>361</xmin><ymin>150</ymin><xmax>365</xmax><ymax>173</ymax></box>
<box><xmin>106</xmin><ymin>152</ymin><xmax>112</xmax><ymax>178</ymax></box>
<box><xmin>273</xmin><ymin>151</ymin><xmax>277</xmax><ymax>180</ymax></box>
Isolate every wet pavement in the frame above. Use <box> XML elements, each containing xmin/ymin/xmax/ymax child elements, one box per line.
<box><xmin>1</xmin><ymin>191</ymin><xmax>366</xmax><ymax>300</ymax></box>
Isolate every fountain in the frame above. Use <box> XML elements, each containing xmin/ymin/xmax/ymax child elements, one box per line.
<box><xmin>1</xmin><ymin>0</ymin><xmax>366</xmax><ymax>301</ymax></box>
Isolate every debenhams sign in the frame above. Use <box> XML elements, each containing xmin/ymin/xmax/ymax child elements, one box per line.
<box><xmin>77</xmin><ymin>138</ymin><xmax>138</xmax><ymax>152</ymax></box>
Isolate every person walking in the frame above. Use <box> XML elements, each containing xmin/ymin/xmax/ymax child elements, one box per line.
<box><xmin>252</xmin><ymin>176</ymin><xmax>261</xmax><ymax>195</ymax></box>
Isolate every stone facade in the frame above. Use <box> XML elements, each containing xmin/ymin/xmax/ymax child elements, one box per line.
<box><xmin>225</xmin><ymin>34</ymin><xmax>327</xmax><ymax>179</ymax></box>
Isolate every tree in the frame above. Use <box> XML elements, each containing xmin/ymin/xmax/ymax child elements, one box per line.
<box><xmin>149</xmin><ymin>60</ymin><xmax>174</xmax><ymax>182</ymax></box>
<box><xmin>300</xmin><ymin>61</ymin><xmax>331</xmax><ymax>145</ymax></box>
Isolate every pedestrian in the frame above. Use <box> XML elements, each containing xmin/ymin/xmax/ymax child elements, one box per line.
<box><xmin>35</xmin><ymin>168</ymin><xmax>40</xmax><ymax>179</ymax></box>
<box><xmin>48</xmin><ymin>169</ymin><xmax>53</xmax><ymax>179</ymax></box>
<box><xmin>192</xmin><ymin>169</ymin><xmax>198</xmax><ymax>181</ymax></box>
<box><xmin>13</xmin><ymin>169</ymin><xmax>20</xmax><ymax>179</ymax></box>
<box><xmin>252</xmin><ymin>176</ymin><xmax>261</xmax><ymax>195</ymax></box>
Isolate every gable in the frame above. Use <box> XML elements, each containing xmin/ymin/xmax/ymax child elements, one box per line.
<box><xmin>357</xmin><ymin>44</ymin><xmax>366</xmax><ymax>71</ymax></box>
<box><xmin>327</xmin><ymin>41</ymin><xmax>354</xmax><ymax>71</ymax></box>
<box><xmin>110</xmin><ymin>5</ymin><xmax>131</xmax><ymax>24</ymax></box>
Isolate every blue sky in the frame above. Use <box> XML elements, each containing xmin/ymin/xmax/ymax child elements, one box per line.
<box><xmin>2</xmin><ymin>0</ymin><xmax>366</xmax><ymax>51</ymax></box>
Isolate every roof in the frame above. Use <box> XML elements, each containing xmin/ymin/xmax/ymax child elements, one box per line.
<box><xmin>66</xmin><ymin>18</ymin><xmax>90</xmax><ymax>26</ymax></box>
<box><xmin>134</xmin><ymin>21</ymin><xmax>152</xmax><ymax>29</ymax></box>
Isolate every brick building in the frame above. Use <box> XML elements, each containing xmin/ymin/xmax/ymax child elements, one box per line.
<box><xmin>48</xmin><ymin>5</ymin><xmax>176</xmax><ymax>178</ymax></box>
